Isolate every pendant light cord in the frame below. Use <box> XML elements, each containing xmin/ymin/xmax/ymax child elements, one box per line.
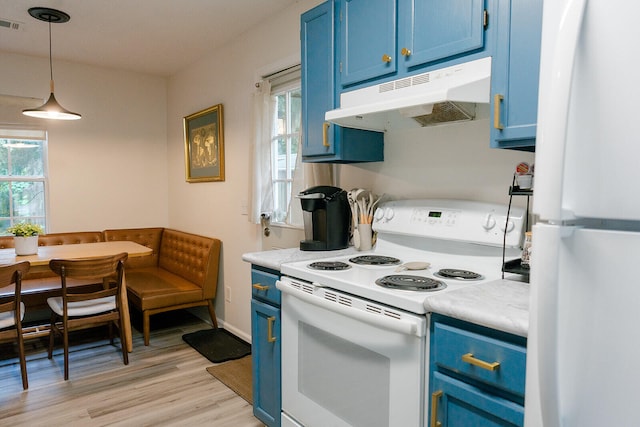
<box><xmin>48</xmin><ymin>18</ymin><xmax>54</xmax><ymax>84</ymax></box>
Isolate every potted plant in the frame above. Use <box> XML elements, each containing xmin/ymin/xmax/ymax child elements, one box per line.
<box><xmin>6</xmin><ymin>222</ymin><xmax>44</xmax><ymax>255</ymax></box>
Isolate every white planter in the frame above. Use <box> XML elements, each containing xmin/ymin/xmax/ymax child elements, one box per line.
<box><xmin>14</xmin><ymin>236</ymin><xmax>38</xmax><ymax>256</ymax></box>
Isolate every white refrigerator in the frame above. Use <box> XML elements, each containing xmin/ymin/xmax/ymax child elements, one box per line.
<box><xmin>525</xmin><ymin>0</ymin><xmax>640</xmax><ymax>426</ymax></box>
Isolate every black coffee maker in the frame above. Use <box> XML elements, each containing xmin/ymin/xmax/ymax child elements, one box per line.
<box><xmin>298</xmin><ymin>186</ymin><xmax>350</xmax><ymax>251</ymax></box>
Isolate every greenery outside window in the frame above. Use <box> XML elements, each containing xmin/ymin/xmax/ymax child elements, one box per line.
<box><xmin>0</xmin><ymin>136</ymin><xmax>47</xmax><ymax>234</ymax></box>
<box><xmin>269</xmin><ymin>66</ymin><xmax>302</xmax><ymax>225</ymax></box>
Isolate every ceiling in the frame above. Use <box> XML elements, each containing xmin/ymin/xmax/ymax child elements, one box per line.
<box><xmin>0</xmin><ymin>0</ymin><xmax>301</xmax><ymax>77</ymax></box>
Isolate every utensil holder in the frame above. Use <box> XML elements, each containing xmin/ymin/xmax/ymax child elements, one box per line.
<box><xmin>358</xmin><ymin>224</ymin><xmax>373</xmax><ymax>251</ymax></box>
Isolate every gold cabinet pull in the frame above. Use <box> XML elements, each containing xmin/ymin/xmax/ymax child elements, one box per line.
<box><xmin>322</xmin><ymin>121</ymin><xmax>331</xmax><ymax>147</ymax></box>
<box><xmin>493</xmin><ymin>93</ymin><xmax>504</xmax><ymax>130</ymax></box>
<box><xmin>382</xmin><ymin>54</ymin><xmax>392</xmax><ymax>63</ymax></box>
<box><xmin>252</xmin><ymin>283</ymin><xmax>269</xmax><ymax>291</ymax></box>
<box><xmin>401</xmin><ymin>47</ymin><xmax>411</xmax><ymax>57</ymax></box>
<box><xmin>430</xmin><ymin>390</ymin><xmax>443</xmax><ymax>427</ymax></box>
<box><xmin>462</xmin><ymin>352</ymin><xmax>501</xmax><ymax>371</ymax></box>
<box><xmin>267</xmin><ymin>316</ymin><xmax>277</xmax><ymax>343</ymax></box>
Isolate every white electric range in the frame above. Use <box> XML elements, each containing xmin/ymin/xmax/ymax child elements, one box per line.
<box><xmin>277</xmin><ymin>199</ymin><xmax>525</xmax><ymax>427</ymax></box>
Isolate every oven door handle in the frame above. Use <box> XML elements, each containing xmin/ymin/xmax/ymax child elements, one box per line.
<box><xmin>277</xmin><ymin>280</ymin><xmax>424</xmax><ymax>337</ymax></box>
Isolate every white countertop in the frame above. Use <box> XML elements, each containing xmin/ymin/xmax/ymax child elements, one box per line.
<box><xmin>424</xmin><ymin>278</ymin><xmax>530</xmax><ymax>337</ymax></box>
<box><xmin>242</xmin><ymin>247</ymin><xmax>357</xmax><ymax>271</ymax></box>
<box><xmin>243</xmin><ymin>248</ymin><xmax>530</xmax><ymax>337</ymax></box>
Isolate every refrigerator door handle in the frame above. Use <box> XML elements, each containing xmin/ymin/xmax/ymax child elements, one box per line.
<box><xmin>532</xmin><ymin>224</ymin><xmax>576</xmax><ymax>427</ymax></box>
<box><xmin>533</xmin><ymin>0</ymin><xmax>587</xmax><ymax>221</ymax></box>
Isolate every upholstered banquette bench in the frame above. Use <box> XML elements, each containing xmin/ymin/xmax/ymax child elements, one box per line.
<box><xmin>103</xmin><ymin>228</ymin><xmax>221</xmax><ymax>345</ymax></box>
<box><xmin>0</xmin><ymin>228</ymin><xmax>221</xmax><ymax>346</ymax></box>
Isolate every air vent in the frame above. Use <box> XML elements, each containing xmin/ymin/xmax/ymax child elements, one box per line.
<box><xmin>383</xmin><ymin>310</ymin><xmax>402</xmax><ymax>320</ymax></box>
<box><xmin>338</xmin><ymin>295</ymin><xmax>352</xmax><ymax>307</ymax></box>
<box><xmin>365</xmin><ymin>304</ymin><xmax>383</xmax><ymax>314</ymax></box>
<box><xmin>0</xmin><ymin>18</ymin><xmax>23</xmax><ymax>31</ymax></box>
<box><xmin>324</xmin><ymin>291</ymin><xmax>338</xmax><ymax>303</ymax></box>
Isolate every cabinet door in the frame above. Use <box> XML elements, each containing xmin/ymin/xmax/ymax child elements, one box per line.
<box><xmin>251</xmin><ymin>299</ymin><xmax>281</xmax><ymax>427</ymax></box>
<box><xmin>301</xmin><ymin>1</ymin><xmax>336</xmax><ymax>157</ymax></box>
<box><xmin>301</xmin><ymin>1</ymin><xmax>384</xmax><ymax>163</ymax></box>
<box><xmin>430</xmin><ymin>372</ymin><xmax>524</xmax><ymax>427</ymax></box>
<box><xmin>400</xmin><ymin>0</ymin><xmax>485</xmax><ymax>70</ymax></box>
<box><xmin>340</xmin><ymin>0</ymin><xmax>397</xmax><ymax>86</ymax></box>
<box><xmin>490</xmin><ymin>0</ymin><xmax>542</xmax><ymax>150</ymax></box>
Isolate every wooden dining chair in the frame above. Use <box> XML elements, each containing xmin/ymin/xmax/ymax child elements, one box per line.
<box><xmin>47</xmin><ymin>253</ymin><xmax>129</xmax><ymax>380</ymax></box>
<box><xmin>0</xmin><ymin>261</ymin><xmax>31</xmax><ymax>390</ymax></box>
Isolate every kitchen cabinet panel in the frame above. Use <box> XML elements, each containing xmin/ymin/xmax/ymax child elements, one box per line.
<box><xmin>340</xmin><ymin>0</ymin><xmax>397</xmax><ymax>85</ymax></box>
<box><xmin>251</xmin><ymin>266</ymin><xmax>281</xmax><ymax>427</ymax></box>
<box><xmin>400</xmin><ymin>0</ymin><xmax>485</xmax><ymax>70</ymax></box>
<box><xmin>339</xmin><ymin>0</ymin><xmax>489</xmax><ymax>89</ymax></box>
<box><xmin>301</xmin><ymin>1</ymin><xmax>384</xmax><ymax>163</ymax></box>
<box><xmin>490</xmin><ymin>0</ymin><xmax>543</xmax><ymax>150</ymax></box>
<box><xmin>429</xmin><ymin>315</ymin><xmax>526</xmax><ymax>427</ymax></box>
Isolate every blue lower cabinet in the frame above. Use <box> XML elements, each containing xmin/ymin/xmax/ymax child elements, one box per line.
<box><xmin>251</xmin><ymin>266</ymin><xmax>281</xmax><ymax>427</ymax></box>
<box><xmin>429</xmin><ymin>315</ymin><xmax>527</xmax><ymax>427</ymax></box>
<box><xmin>431</xmin><ymin>372</ymin><xmax>524</xmax><ymax>427</ymax></box>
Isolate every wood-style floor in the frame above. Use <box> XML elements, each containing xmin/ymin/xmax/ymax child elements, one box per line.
<box><xmin>0</xmin><ymin>311</ymin><xmax>263</xmax><ymax>426</ymax></box>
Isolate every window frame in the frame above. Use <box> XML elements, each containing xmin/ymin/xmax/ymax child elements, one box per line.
<box><xmin>267</xmin><ymin>65</ymin><xmax>303</xmax><ymax>227</ymax></box>
<box><xmin>0</xmin><ymin>132</ymin><xmax>49</xmax><ymax>234</ymax></box>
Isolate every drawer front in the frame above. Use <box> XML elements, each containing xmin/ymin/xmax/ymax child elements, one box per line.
<box><xmin>432</xmin><ymin>321</ymin><xmax>526</xmax><ymax>397</ymax></box>
<box><xmin>251</xmin><ymin>268</ymin><xmax>281</xmax><ymax>306</ymax></box>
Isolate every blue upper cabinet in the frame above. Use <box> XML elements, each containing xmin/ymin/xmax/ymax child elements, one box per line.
<box><xmin>301</xmin><ymin>1</ymin><xmax>384</xmax><ymax>163</ymax></box>
<box><xmin>400</xmin><ymin>0</ymin><xmax>485</xmax><ymax>69</ymax></box>
<box><xmin>340</xmin><ymin>0</ymin><xmax>487</xmax><ymax>89</ymax></box>
<box><xmin>340</xmin><ymin>0</ymin><xmax>397</xmax><ymax>86</ymax></box>
<box><xmin>490</xmin><ymin>0</ymin><xmax>542</xmax><ymax>151</ymax></box>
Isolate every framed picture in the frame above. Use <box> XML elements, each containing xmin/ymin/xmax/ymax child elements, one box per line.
<box><xmin>183</xmin><ymin>104</ymin><xmax>225</xmax><ymax>182</ymax></box>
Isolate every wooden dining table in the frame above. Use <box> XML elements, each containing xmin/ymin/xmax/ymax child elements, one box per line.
<box><xmin>0</xmin><ymin>241</ymin><xmax>152</xmax><ymax>352</ymax></box>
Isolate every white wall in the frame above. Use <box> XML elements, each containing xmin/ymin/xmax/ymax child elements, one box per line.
<box><xmin>0</xmin><ymin>52</ymin><xmax>169</xmax><ymax>231</ymax></box>
<box><xmin>166</xmin><ymin>0</ymin><xmax>324</xmax><ymax>338</ymax></box>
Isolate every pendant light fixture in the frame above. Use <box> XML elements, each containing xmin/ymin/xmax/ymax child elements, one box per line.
<box><xmin>22</xmin><ymin>7</ymin><xmax>81</xmax><ymax>121</ymax></box>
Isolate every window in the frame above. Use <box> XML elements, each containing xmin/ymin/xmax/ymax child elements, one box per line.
<box><xmin>268</xmin><ymin>66</ymin><xmax>302</xmax><ymax>225</ymax></box>
<box><xmin>0</xmin><ymin>134</ymin><xmax>47</xmax><ymax>233</ymax></box>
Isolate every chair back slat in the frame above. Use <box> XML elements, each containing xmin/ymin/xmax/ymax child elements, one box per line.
<box><xmin>0</xmin><ymin>261</ymin><xmax>30</xmax><ymax>315</ymax></box>
<box><xmin>49</xmin><ymin>253</ymin><xmax>127</xmax><ymax>304</ymax></box>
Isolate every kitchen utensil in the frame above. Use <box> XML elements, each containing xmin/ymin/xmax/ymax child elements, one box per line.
<box><xmin>348</xmin><ymin>189</ymin><xmax>361</xmax><ymax>249</ymax></box>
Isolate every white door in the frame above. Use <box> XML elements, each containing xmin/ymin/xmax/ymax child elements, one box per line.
<box><xmin>278</xmin><ymin>281</ymin><xmax>427</xmax><ymax>427</ymax></box>
<box><xmin>526</xmin><ymin>224</ymin><xmax>640</xmax><ymax>426</ymax></box>
<box><xmin>534</xmin><ymin>0</ymin><xmax>640</xmax><ymax>222</ymax></box>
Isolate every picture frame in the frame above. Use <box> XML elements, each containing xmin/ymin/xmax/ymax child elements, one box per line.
<box><xmin>183</xmin><ymin>104</ymin><xmax>225</xmax><ymax>182</ymax></box>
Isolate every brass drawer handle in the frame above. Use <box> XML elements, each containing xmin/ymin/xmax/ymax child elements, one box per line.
<box><xmin>462</xmin><ymin>352</ymin><xmax>501</xmax><ymax>371</ymax></box>
<box><xmin>252</xmin><ymin>283</ymin><xmax>269</xmax><ymax>291</ymax></box>
<box><xmin>401</xmin><ymin>47</ymin><xmax>411</xmax><ymax>57</ymax></box>
<box><xmin>494</xmin><ymin>93</ymin><xmax>504</xmax><ymax>130</ymax></box>
<box><xmin>322</xmin><ymin>121</ymin><xmax>331</xmax><ymax>147</ymax></box>
<box><xmin>267</xmin><ymin>316</ymin><xmax>277</xmax><ymax>343</ymax></box>
<box><xmin>430</xmin><ymin>390</ymin><xmax>443</xmax><ymax>427</ymax></box>
<box><xmin>382</xmin><ymin>54</ymin><xmax>392</xmax><ymax>63</ymax></box>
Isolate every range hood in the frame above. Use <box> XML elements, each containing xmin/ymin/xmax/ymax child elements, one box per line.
<box><xmin>325</xmin><ymin>57</ymin><xmax>492</xmax><ymax>132</ymax></box>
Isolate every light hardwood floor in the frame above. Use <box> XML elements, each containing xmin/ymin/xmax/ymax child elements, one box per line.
<box><xmin>0</xmin><ymin>311</ymin><xmax>263</xmax><ymax>427</ymax></box>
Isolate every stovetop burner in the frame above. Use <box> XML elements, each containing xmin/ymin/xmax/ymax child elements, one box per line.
<box><xmin>375</xmin><ymin>275</ymin><xmax>447</xmax><ymax>292</ymax></box>
<box><xmin>349</xmin><ymin>255</ymin><xmax>402</xmax><ymax>266</ymax></box>
<box><xmin>308</xmin><ymin>261</ymin><xmax>352</xmax><ymax>271</ymax></box>
<box><xmin>434</xmin><ymin>268</ymin><xmax>484</xmax><ymax>281</ymax></box>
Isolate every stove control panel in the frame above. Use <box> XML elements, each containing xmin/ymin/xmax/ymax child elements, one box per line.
<box><xmin>373</xmin><ymin>199</ymin><xmax>525</xmax><ymax>247</ymax></box>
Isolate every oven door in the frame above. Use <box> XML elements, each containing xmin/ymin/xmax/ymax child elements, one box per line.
<box><xmin>277</xmin><ymin>277</ymin><xmax>427</xmax><ymax>427</ymax></box>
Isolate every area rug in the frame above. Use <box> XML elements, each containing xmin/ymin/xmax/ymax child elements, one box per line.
<box><xmin>206</xmin><ymin>355</ymin><xmax>253</xmax><ymax>404</ymax></box>
<box><xmin>182</xmin><ymin>328</ymin><xmax>251</xmax><ymax>363</ymax></box>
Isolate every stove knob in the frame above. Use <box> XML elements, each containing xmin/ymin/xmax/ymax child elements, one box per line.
<box><xmin>374</xmin><ymin>208</ymin><xmax>385</xmax><ymax>221</ymax></box>
<box><xmin>500</xmin><ymin>219</ymin><xmax>515</xmax><ymax>233</ymax></box>
<box><xmin>384</xmin><ymin>207</ymin><xmax>395</xmax><ymax>221</ymax></box>
<box><xmin>482</xmin><ymin>213</ymin><xmax>496</xmax><ymax>230</ymax></box>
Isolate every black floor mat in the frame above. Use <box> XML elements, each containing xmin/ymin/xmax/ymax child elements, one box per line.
<box><xmin>182</xmin><ymin>328</ymin><xmax>251</xmax><ymax>364</ymax></box>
